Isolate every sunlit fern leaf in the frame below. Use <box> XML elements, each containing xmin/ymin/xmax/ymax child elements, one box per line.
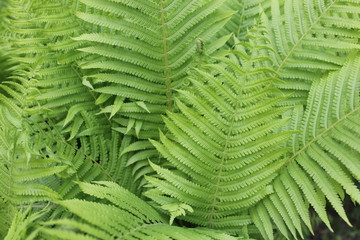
<box><xmin>2</xmin><ymin>0</ymin><xmax>234</xmax><ymax>193</ymax></box>
<box><xmin>40</xmin><ymin>181</ymin><xmax>239</xmax><ymax>240</ymax></box>
<box><xmin>113</xmin><ymin>34</ymin><xmax>235</xmax><ymax>189</ymax></box>
<box><xmin>0</xmin><ymin>79</ymin><xmax>132</xmax><ymax>231</ymax></box>
<box><xmin>252</xmin><ymin>53</ymin><xmax>360</xmax><ymax>240</ymax></box>
<box><xmin>263</xmin><ymin>0</ymin><xmax>360</xmax><ymax>106</ymax></box>
<box><xmin>145</xmin><ymin>27</ymin><xmax>294</xmax><ymax>233</ymax></box>
<box><xmin>0</xmin><ymin>74</ymin><xmax>138</xmax><ymax>211</ymax></box>
<box><xmin>73</xmin><ymin>0</ymin><xmax>233</xmax><ymax>138</ymax></box>
<box><xmin>0</xmin><ymin>80</ymin><xmax>141</xmax><ymax>228</ymax></box>
<box><xmin>0</xmin><ymin>105</ymin><xmax>137</xmax><ymax>235</ymax></box>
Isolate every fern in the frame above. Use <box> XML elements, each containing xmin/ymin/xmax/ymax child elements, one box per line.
<box><xmin>4</xmin><ymin>0</ymin><xmax>111</xmax><ymax>138</ymax></box>
<box><xmin>0</xmin><ymin>93</ymin><xmax>103</xmax><ymax>203</ymax></box>
<box><xmin>251</xmin><ymin>53</ymin><xmax>360</xmax><ymax>240</ymax></box>
<box><xmin>1</xmin><ymin>0</ymin><xmax>234</xmax><ymax>189</ymax></box>
<box><xmin>40</xmin><ymin>181</ymin><xmax>239</xmax><ymax>240</ymax></box>
<box><xmin>263</xmin><ymin>0</ymin><xmax>360</xmax><ymax>106</ymax></box>
<box><xmin>73</xmin><ymin>0</ymin><xmax>233</xmax><ymax>136</ymax></box>
<box><xmin>3</xmin><ymin>206</ymin><xmax>47</xmax><ymax>240</ymax></box>
<box><xmin>218</xmin><ymin>0</ymin><xmax>277</xmax><ymax>39</ymax></box>
<box><xmin>0</xmin><ymin>0</ymin><xmax>359</xmax><ymax>239</ymax></box>
<box><xmin>146</xmin><ymin>27</ymin><xmax>294</xmax><ymax>233</ymax></box>
<box><xmin>71</xmin><ymin>0</ymin><xmax>234</xmax><ymax>183</ymax></box>
<box><xmin>1</xmin><ymin>0</ymin><xmax>145</xmax><ymax>194</ymax></box>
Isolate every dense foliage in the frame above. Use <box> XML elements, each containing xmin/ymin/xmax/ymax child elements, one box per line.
<box><xmin>0</xmin><ymin>0</ymin><xmax>359</xmax><ymax>239</ymax></box>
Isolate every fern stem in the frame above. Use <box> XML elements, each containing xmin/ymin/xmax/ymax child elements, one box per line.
<box><xmin>159</xmin><ymin>0</ymin><xmax>173</xmax><ymax>111</ymax></box>
<box><xmin>207</xmin><ymin>118</ymin><xmax>235</xmax><ymax>228</ymax></box>
<box><xmin>207</xmin><ymin>72</ymin><xmax>248</xmax><ymax>227</ymax></box>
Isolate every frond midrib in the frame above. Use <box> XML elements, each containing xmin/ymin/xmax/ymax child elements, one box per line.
<box><xmin>206</xmin><ymin>62</ymin><xmax>259</xmax><ymax>227</ymax></box>
<box><xmin>160</xmin><ymin>0</ymin><xmax>173</xmax><ymax>111</ymax></box>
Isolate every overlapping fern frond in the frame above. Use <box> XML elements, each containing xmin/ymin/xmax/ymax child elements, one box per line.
<box><xmin>66</xmin><ymin>0</ymin><xmax>235</xmax><ymax>185</ymax></box>
<box><xmin>0</xmin><ymin>65</ymin><xmax>137</xmax><ymax>212</ymax></box>
<box><xmin>251</xmin><ymin>53</ymin><xmax>360</xmax><ymax>240</ymax></box>
<box><xmin>3</xmin><ymin>0</ymin><xmax>112</xmax><ymax>139</ymax></box>
<box><xmin>2</xmin><ymin>206</ymin><xmax>47</xmax><ymax>240</ymax></box>
<box><xmin>1</xmin><ymin>0</ymin><xmax>143</xmax><ymax>193</ymax></box>
<box><xmin>0</xmin><ymin>99</ymin><xmax>106</xmax><ymax>205</ymax></box>
<box><xmin>1</xmin><ymin>42</ymin><xmax>113</xmax><ymax>234</ymax></box>
<box><xmin>263</xmin><ymin>0</ymin><xmax>360</xmax><ymax>106</ymax></box>
<box><xmin>219</xmin><ymin>0</ymin><xmax>278</xmax><ymax>38</ymax></box>
<box><xmin>73</xmin><ymin>0</ymin><xmax>232</xmax><ymax>137</ymax></box>
<box><xmin>40</xmin><ymin>181</ymin><xmax>238</xmax><ymax>240</ymax></box>
<box><xmin>0</xmin><ymin>0</ymin><xmax>359</xmax><ymax>239</ymax></box>
<box><xmin>146</xmin><ymin>27</ymin><xmax>294</xmax><ymax>233</ymax></box>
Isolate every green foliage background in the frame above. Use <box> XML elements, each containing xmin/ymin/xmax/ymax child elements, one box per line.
<box><xmin>0</xmin><ymin>0</ymin><xmax>359</xmax><ymax>239</ymax></box>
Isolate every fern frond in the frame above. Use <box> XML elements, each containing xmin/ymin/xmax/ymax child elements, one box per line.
<box><xmin>0</xmin><ymin>110</ymin><xmax>104</xmax><ymax>205</ymax></box>
<box><xmin>264</xmin><ymin>0</ymin><xmax>360</xmax><ymax>105</ymax></box>
<box><xmin>1</xmin><ymin>0</ymin><xmax>142</xmax><ymax>194</ymax></box>
<box><xmin>0</xmin><ymin>61</ymin><xmax>107</xmax><ymax>215</ymax></box>
<box><xmin>146</xmin><ymin>28</ymin><xmax>293</xmax><ymax>232</ymax></box>
<box><xmin>252</xmin><ymin>53</ymin><xmax>360</xmax><ymax>240</ymax></box>
<box><xmin>0</xmin><ymin>199</ymin><xmax>14</xmax><ymax>238</ymax></box>
<box><xmin>219</xmin><ymin>0</ymin><xmax>278</xmax><ymax>39</ymax></box>
<box><xmin>73</xmin><ymin>0</ymin><xmax>233</xmax><ymax>138</ymax></box>
<box><xmin>2</xmin><ymin>0</ymin><xmax>113</xmax><ymax>143</ymax></box>
<box><xmin>3</xmin><ymin>206</ymin><xmax>46</xmax><ymax>240</ymax></box>
<box><xmin>66</xmin><ymin>0</ymin><xmax>234</xmax><ymax>187</ymax></box>
<box><xmin>40</xmin><ymin>181</ymin><xmax>238</xmax><ymax>240</ymax></box>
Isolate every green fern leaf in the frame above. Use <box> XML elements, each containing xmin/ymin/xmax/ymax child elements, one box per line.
<box><xmin>252</xmin><ymin>53</ymin><xmax>360</xmax><ymax>239</ymax></box>
<box><xmin>263</xmin><ymin>0</ymin><xmax>360</xmax><ymax>105</ymax></box>
<box><xmin>146</xmin><ymin>28</ymin><xmax>293</xmax><ymax>232</ymax></box>
<box><xmin>73</xmin><ymin>0</ymin><xmax>233</xmax><ymax>138</ymax></box>
<box><xmin>40</xmin><ymin>181</ymin><xmax>238</xmax><ymax>240</ymax></box>
<box><xmin>219</xmin><ymin>0</ymin><xmax>278</xmax><ymax>39</ymax></box>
